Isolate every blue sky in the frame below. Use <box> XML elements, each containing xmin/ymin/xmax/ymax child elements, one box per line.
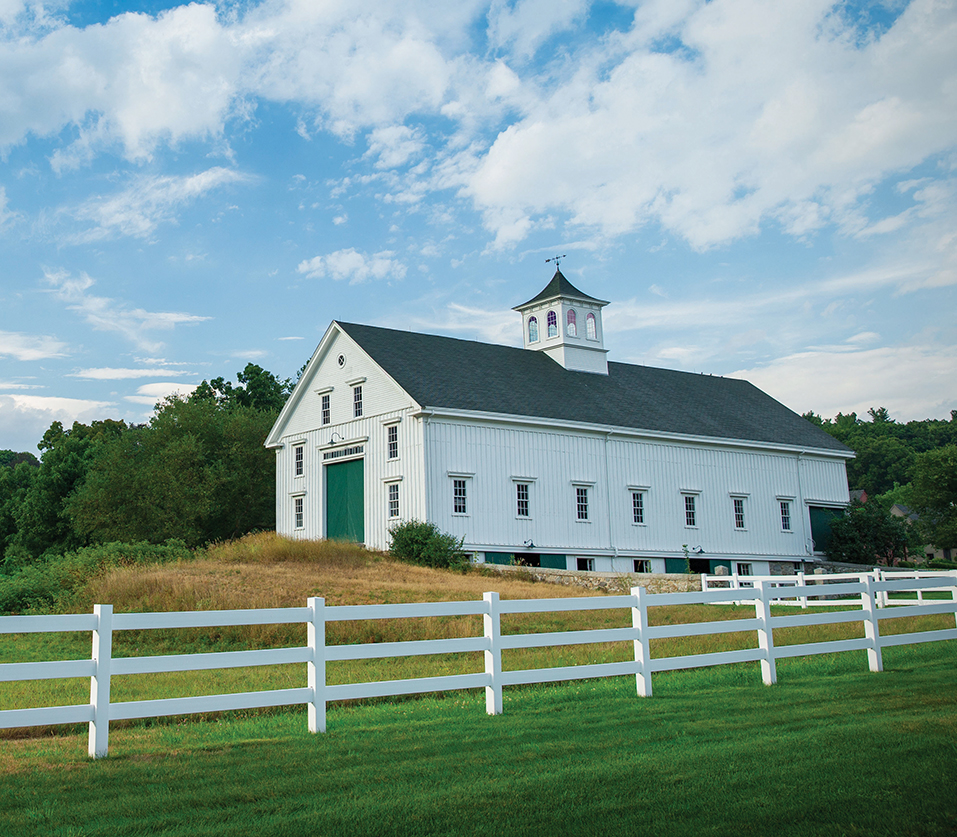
<box><xmin>1</xmin><ymin>0</ymin><xmax>955</xmax><ymax>453</ymax></box>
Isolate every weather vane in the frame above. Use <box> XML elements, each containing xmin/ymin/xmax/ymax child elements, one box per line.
<box><xmin>545</xmin><ymin>254</ymin><xmax>567</xmax><ymax>270</ymax></box>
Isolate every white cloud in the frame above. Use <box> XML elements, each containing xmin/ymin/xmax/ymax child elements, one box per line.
<box><xmin>124</xmin><ymin>381</ymin><xmax>199</xmax><ymax>406</ymax></box>
<box><xmin>487</xmin><ymin>0</ymin><xmax>589</xmax><ymax>59</ymax></box>
<box><xmin>365</xmin><ymin>125</ymin><xmax>425</xmax><ymax>169</ymax></box>
<box><xmin>68</xmin><ymin>367</ymin><xmax>194</xmax><ymax>380</ymax></box>
<box><xmin>0</xmin><ymin>393</ymin><xmax>118</xmax><ymax>453</ymax></box>
<box><xmin>729</xmin><ymin>343</ymin><xmax>957</xmax><ymax>422</ymax></box>
<box><xmin>0</xmin><ymin>4</ymin><xmax>243</xmax><ymax>164</ymax></box>
<box><xmin>297</xmin><ymin>248</ymin><xmax>407</xmax><ymax>283</ymax></box>
<box><xmin>0</xmin><ymin>330</ymin><xmax>69</xmax><ymax>360</ymax></box>
<box><xmin>44</xmin><ymin>269</ymin><xmax>210</xmax><ymax>352</ymax></box>
<box><xmin>64</xmin><ymin>168</ymin><xmax>251</xmax><ymax>243</ymax></box>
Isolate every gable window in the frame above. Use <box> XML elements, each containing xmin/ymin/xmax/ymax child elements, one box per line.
<box><xmin>388</xmin><ymin>483</ymin><xmax>399</xmax><ymax>519</ymax></box>
<box><xmin>387</xmin><ymin>424</ymin><xmax>398</xmax><ymax>460</ymax></box>
<box><xmin>632</xmin><ymin>491</ymin><xmax>645</xmax><ymax>524</ymax></box>
<box><xmin>321</xmin><ymin>394</ymin><xmax>330</xmax><ymax>426</ymax></box>
<box><xmin>353</xmin><ymin>385</ymin><xmax>363</xmax><ymax>418</ymax></box>
<box><xmin>294</xmin><ymin>444</ymin><xmax>304</xmax><ymax>477</ymax></box>
<box><xmin>733</xmin><ymin>497</ymin><xmax>746</xmax><ymax>529</ymax></box>
<box><xmin>634</xmin><ymin>559</ymin><xmax>651</xmax><ymax>573</ymax></box>
<box><xmin>528</xmin><ymin>316</ymin><xmax>539</xmax><ymax>343</ymax></box>
<box><xmin>780</xmin><ymin>500</ymin><xmax>792</xmax><ymax>531</ymax></box>
<box><xmin>453</xmin><ymin>479</ymin><xmax>468</xmax><ymax>515</ymax></box>
<box><xmin>576</xmin><ymin>486</ymin><xmax>589</xmax><ymax>521</ymax></box>
<box><xmin>294</xmin><ymin>496</ymin><xmax>304</xmax><ymax>530</ymax></box>
<box><xmin>586</xmin><ymin>313</ymin><xmax>597</xmax><ymax>340</ymax></box>
<box><xmin>516</xmin><ymin>482</ymin><xmax>529</xmax><ymax>518</ymax></box>
<box><xmin>684</xmin><ymin>494</ymin><xmax>697</xmax><ymax>528</ymax></box>
<box><xmin>566</xmin><ymin>309</ymin><xmax>577</xmax><ymax>337</ymax></box>
<box><xmin>547</xmin><ymin>310</ymin><xmax>558</xmax><ymax>338</ymax></box>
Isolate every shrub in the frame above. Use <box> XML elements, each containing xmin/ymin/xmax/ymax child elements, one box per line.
<box><xmin>0</xmin><ymin>540</ymin><xmax>192</xmax><ymax>614</ymax></box>
<box><xmin>388</xmin><ymin>520</ymin><xmax>467</xmax><ymax>570</ymax></box>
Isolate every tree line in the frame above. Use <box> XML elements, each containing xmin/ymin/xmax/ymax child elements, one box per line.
<box><xmin>804</xmin><ymin>408</ymin><xmax>957</xmax><ymax>564</ymax></box>
<box><xmin>0</xmin><ymin>364</ymin><xmax>293</xmax><ymax>572</ymax></box>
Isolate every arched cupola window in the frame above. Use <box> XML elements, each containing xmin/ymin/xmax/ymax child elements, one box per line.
<box><xmin>566</xmin><ymin>309</ymin><xmax>577</xmax><ymax>337</ymax></box>
<box><xmin>528</xmin><ymin>316</ymin><xmax>539</xmax><ymax>343</ymax></box>
<box><xmin>547</xmin><ymin>310</ymin><xmax>558</xmax><ymax>338</ymax></box>
<box><xmin>586</xmin><ymin>312</ymin><xmax>597</xmax><ymax>340</ymax></box>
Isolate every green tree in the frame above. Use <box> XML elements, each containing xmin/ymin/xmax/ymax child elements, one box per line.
<box><xmin>844</xmin><ymin>435</ymin><xmax>916</xmax><ymax>495</ymax></box>
<box><xmin>909</xmin><ymin>444</ymin><xmax>957</xmax><ymax>549</ymax></box>
<box><xmin>190</xmin><ymin>363</ymin><xmax>293</xmax><ymax>412</ymax></box>
<box><xmin>825</xmin><ymin>500</ymin><xmax>917</xmax><ymax>565</ymax></box>
<box><xmin>68</xmin><ymin>395</ymin><xmax>278</xmax><ymax>548</ymax></box>
<box><xmin>6</xmin><ymin>419</ymin><xmax>128</xmax><ymax>563</ymax></box>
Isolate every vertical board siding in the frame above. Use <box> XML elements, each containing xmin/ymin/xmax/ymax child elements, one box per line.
<box><xmin>425</xmin><ymin>420</ymin><xmax>849</xmax><ymax>564</ymax></box>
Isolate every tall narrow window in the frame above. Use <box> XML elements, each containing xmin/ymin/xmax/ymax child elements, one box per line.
<box><xmin>516</xmin><ymin>483</ymin><xmax>529</xmax><ymax>517</ymax></box>
<box><xmin>547</xmin><ymin>310</ymin><xmax>558</xmax><ymax>338</ymax></box>
<box><xmin>528</xmin><ymin>316</ymin><xmax>539</xmax><ymax>343</ymax></box>
<box><xmin>576</xmin><ymin>486</ymin><xmax>589</xmax><ymax>521</ymax></box>
<box><xmin>566</xmin><ymin>309</ymin><xmax>577</xmax><ymax>337</ymax></box>
<box><xmin>388</xmin><ymin>483</ymin><xmax>399</xmax><ymax>519</ymax></box>
<box><xmin>733</xmin><ymin>497</ymin><xmax>745</xmax><ymax>529</ymax></box>
<box><xmin>586</xmin><ymin>313</ymin><xmax>597</xmax><ymax>340</ymax></box>
<box><xmin>632</xmin><ymin>491</ymin><xmax>645</xmax><ymax>524</ymax></box>
<box><xmin>684</xmin><ymin>495</ymin><xmax>697</xmax><ymax>527</ymax></box>
<box><xmin>294</xmin><ymin>496</ymin><xmax>304</xmax><ymax>529</ymax></box>
<box><xmin>294</xmin><ymin>445</ymin><xmax>304</xmax><ymax>477</ymax></box>
<box><xmin>780</xmin><ymin>500</ymin><xmax>792</xmax><ymax>531</ymax></box>
<box><xmin>387</xmin><ymin>424</ymin><xmax>398</xmax><ymax>460</ymax></box>
<box><xmin>453</xmin><ymin>479</ymin><xmax>467</xmax><ymax>515</ymax></box>
<box><xmin>321</xmin><ymin>394</ymin><xmax>330</xmax><ymax>426</ymax></box>
<box><xmin>353</xmin><ymin>385</ymin><xmax>363</xmax><ymax>418</ymax></box>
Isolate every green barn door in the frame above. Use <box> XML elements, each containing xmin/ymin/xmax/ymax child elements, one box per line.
<box><xmin>326</xmin><ymin>458</ymin><xmax>364</xmax><ymax>543</ymax></box>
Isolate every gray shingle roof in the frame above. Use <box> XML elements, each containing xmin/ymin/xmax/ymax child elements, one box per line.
<box><xmin>337</xmin><ymin>321</ymin><xmax>850</xmax><ymax>453</ymax></box>
<box><xmin>514</xmin><ymin>269</ymin><xmax>608</xmax><ymax>309</ymax></box>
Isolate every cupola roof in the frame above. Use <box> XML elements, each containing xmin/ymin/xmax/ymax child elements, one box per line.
<box><xmin>513</xmin><ymin>269</ymin><xmax>608</xmax><ymax>310</ymax></box>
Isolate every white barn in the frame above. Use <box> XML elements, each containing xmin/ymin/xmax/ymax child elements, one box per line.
<box><xmin>265</xmin><ymin>270</ymin><xmax>853</xmax><ymax>575</ymax></box>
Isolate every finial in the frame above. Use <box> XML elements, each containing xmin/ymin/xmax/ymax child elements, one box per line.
<box><xmin>545</xmin><ymin>254</ymin><xmax>567</xmax><ymax>271</ymax></box>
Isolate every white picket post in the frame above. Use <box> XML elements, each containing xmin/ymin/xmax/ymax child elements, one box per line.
<box><xmin>753</xmin><ymin>581</ymin><xmax>777</xmax><ymax>686</ymax></box>
<box><xmin>631</xmin><ymin>586</ymin><xmax>652</xmax><ymax>697</ymax></box>
<box><xmin>307</xmin><ymin>596</ymin><xmax>326</xmax><ymax>733</ymax></box>
<box><xmin>797</xmin><ymin>570</ymin><xmax>808</xmax><ymax>609</ymax></box>
<box><xmin>950</xmin><ymin>570</ymin><xmax>957</xmax><ymax>628</ymax></box>
<box><xmin>88</xmin><ymin>604</ymin><xmax>113</xmax><ymax>759</ymax></box>
<box><xmin>862</xmin><ymin>575</ymin><xmax>883</xmax><ymax>672</ymax></box>
<box><xmin>484</xmin><ymin>592</ymin><xmax>502</xmax><ymax>715</ymax></box>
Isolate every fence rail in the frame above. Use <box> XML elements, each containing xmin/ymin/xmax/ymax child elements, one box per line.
<box><xmin>701</xmin><ymin>568</ymin><xmax>957</xmax><ymax>608</ymax></box>
<box><xmin>2</xmin><ymin>572</ymin><xmax>956</xmax><ymax>758</ymax></box>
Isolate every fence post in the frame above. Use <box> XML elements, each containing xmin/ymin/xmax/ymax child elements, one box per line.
<box><xmin>88</xmin><ymin>604</ymin><xmax>113</xmax><ymax>759</ymax></box>
<box><xmin>631</xmin><ymin>586</ymin><xmax>652</xmax><ymax>697</ymax></box>
<box><xmin>951</xmin><ymin>571</ymin><xmax>957</xmax><ymax>628</ymax></box>
<box><xmin>307</xmin><ymin>596</ymin><xmax>326</xmax><ymax>733</ymax></box>
<box><xmin>753</xmin><ymin>581</ymin><xmax>776</xmax><ymax>686</ymax></box>
<box><xmin>797</xmin><ymin>570</ymin><xmax>807</xmax><ymax>609</ymax></box>
<box><xmin>862</xmin><ymin>575</ymin><xmax>883</xmax><ymax>672</ymax></box>
<box><xmin>484</xmin><ymin>592</ymin><xmax>502</xmax><ymax>715</ymax></box>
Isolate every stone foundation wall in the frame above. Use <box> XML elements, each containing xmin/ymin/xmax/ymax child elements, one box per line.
<box><xmin>478</xmin><ymin>564</ymin><xmax>702</xmax><ymax>594</ymax></box>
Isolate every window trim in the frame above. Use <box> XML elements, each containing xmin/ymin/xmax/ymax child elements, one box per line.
<box><xmin>777</xmin><ymin>496</ymin><xmax>795</xmax><ymax>533</ymax></box>
<box><xmin>387</xmin><ymin>481</ymin><xmax>400</xmax><ymax>520</ymax></box>
<box><xmin>730</xmin><ymin>494</ymin><xmax>748</xmax><ymax>531</ymax></box>
<box><xmin>515</xmin><ymin>481</ymin><xmax>530</xmax><ymax>519</ymax></box>
<box><xmin>294</xmin><ymin>443</ymin><xmax>305</xmax><ymax>478</ymax></box>
<box><xmin>681</xmin><ymin>491</ymin><xmax>700</xmax><ymax>529</ymax></box>
<box><xmin>452</xmin><ymin>477</ymin><xmax>469</xmax><ymax>516</ymax></box>
<box><xmin>628</xmin><ymin>485</ymin><xmax>649</xmax><ymax>526</ymax></box>
<box><xmin>292</xmin><ymin>493</ymin><xmax>305</xmax><ymax>530</ymax></box>
<box><xmin>352</xmin><ymin>384</ymin><xmax>363</xmax><ymax>418</ymax></box>
<box><xmin>386</xmin><ymin>423</ymin><xmax>399</xmax><ymax>460</ymax></box>
<box><xmin>321</xmin><ymin>393</ymin><xmax>331</xmax><ymax>426</ymax></box>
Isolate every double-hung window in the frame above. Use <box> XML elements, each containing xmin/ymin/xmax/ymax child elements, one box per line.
<box><xmin>321</xmin><ymin>394</ymin><xmax>330</xmax><ymax>426</ymax></box>
<box><xmin>453</xmin><ymin>479</ymin><xmax>467</xmax><ymax>515</ymax></box>
<box><xmin>386</xmin><ymin>424</ymin><xmax>398</xmax><ymax>460</ymax></box>
<box><xmin>632</xmin><ymin>491</ymin><xmax>645</xmax><ymax>524</ymax></box>
<box><xmin>388</xmin><ymin>483</ymin><xmax>399</xmax><ymax>519</ymax></box>
<box><xmin>294</xmin><ymin>496</ymin><xmax>304</xmax><ymax>530</ymax></box>
<box><xmin>353</xmin><ymin>385</ymin><xmax>363</xmax><ymax>418</ymax></box>
<box><xmin>576</xmin><ymin>486</ymin><xmax>589</xmax><ymax>521</ymax></box>
<box><xmin>733</xmin><ymin>497</ymin><xmax>746</xmax><ymax>529</ymax></box>
<box><xmin>684</xmin><ymin>494</ymin><xmax>697</xmax><ymax>528</ymax></box>
<box><xmin>780</xmin><ymin>500</ymin><xmax>792</xmax><ymax>531</ymax></box>
<box><xmin>294</xmin><ymin>444</ymin><xmax>304</xmax><ymax>477</ymax></box>
<box><xmin>516</xmin><ymin>483</ymin><xmax>529</xmax><ymax>518</ymax></box>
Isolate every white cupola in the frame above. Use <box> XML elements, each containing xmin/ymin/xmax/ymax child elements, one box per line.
<box><xmin>513</xmin><ymin>269</ymin><xmax>609</xmax><ymax>374</ymax></box>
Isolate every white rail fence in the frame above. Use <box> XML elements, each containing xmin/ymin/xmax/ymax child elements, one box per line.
<box><xmin>2</xmin><ymin>574</ymin><xmax>956</xmax><ymax>759</ymax></box>
<box><xmin>701</xmin><ymin>568</ymin><xmax>957</xmax><ymax>608</ymax></box>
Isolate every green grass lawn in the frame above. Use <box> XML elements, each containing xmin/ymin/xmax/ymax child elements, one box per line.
<box><xmin>2</xmin><ymin>641</ymin><xmax>956</xmax><ymax>837</ymax></box>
